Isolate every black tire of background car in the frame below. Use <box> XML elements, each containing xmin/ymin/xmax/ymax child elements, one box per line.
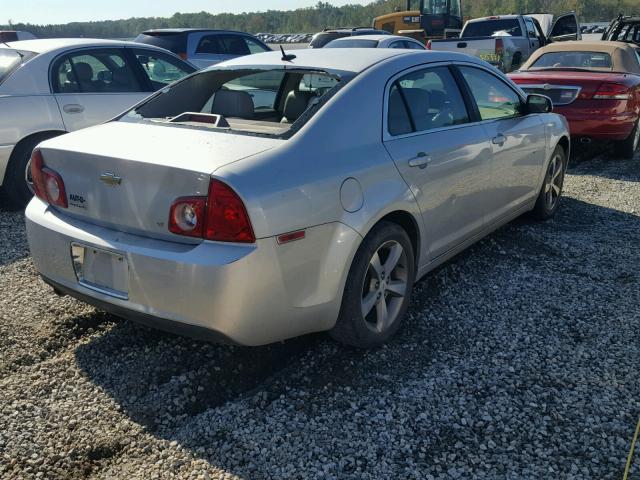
<box><xmin>330</xmin><ymin>221</ymin><xmax>415</xmax><ymax>348</ymax></box>
<box><xmin>615</xmin><ymin>118</ymin><xmax>639</xmax><ymax>160</ymax></box>
<box><xmin>511</xmin><ymin>52</ymin><xmax>522</xmax><ymax>71</ymax></box>
<box><xmin>4</xmin><ymin>133</ymin><xmax>60</xmax><ymax>208</ymax></box>
<box><xmin>530</xmin><ymin>145</ymin><xmax>567</xmax><ymax>221</ymax></box>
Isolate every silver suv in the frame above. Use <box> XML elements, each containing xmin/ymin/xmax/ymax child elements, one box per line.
<box><xmin>134</xmin><ymin>29</ymin><xmax>271</xmax><ymax>69</ymax></box>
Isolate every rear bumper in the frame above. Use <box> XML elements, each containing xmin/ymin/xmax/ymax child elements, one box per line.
<box><xmin>555</xmin><ymin>106</ymin><xmax>637</xmax><ymax>141</ymax></box>
<box><xmin>26</xmin><ymin>198</ymin><xmax>361</xmax><ymax>346</ymax></box>
<box><xmin>0</xmin><ymin>144</ymin><xmax>14</xmax><ymax>186</ymax></box>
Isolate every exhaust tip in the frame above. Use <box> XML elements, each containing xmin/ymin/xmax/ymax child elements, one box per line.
<box><xmin>580</xmin><ymin>137</ymin><xmax>592</xmax><ymax>144</ymax></box>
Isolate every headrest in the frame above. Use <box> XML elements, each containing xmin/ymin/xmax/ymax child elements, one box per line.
<box><xmin>283</xmin><ymin>89</ymin><xmax>314</xmax><ymax>123</ymax></box>
<box><xmin>73</xmin><ymin>62</ymin><xmax>93</xmax><ymax>83</ymax></box>
<box><xmin>212</xmin><ymin>89</ymin><xmax>255</xmax><ymax>118</ymax></box>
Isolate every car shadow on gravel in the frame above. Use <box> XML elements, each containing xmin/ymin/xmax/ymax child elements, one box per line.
<box><xmin>569</xmin><ymin>145</ymin><xmax>640</xmax><ymax>182</ymax></box>
<box><xmin>70</xmin><ymin>195</ymin><xmax>640</xmax><ymax>476</ymax></box>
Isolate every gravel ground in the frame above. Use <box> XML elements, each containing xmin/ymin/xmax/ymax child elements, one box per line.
<box><xmin>1</xmin><ymin>148</ymin><xmax>639</xmax><ymax>479</ymax></box>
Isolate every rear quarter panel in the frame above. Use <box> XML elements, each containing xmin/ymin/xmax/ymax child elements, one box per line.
<box><xmin>215</xmin><ymin>54</ymin><xmax>426</xmax><ymax>261</ymax></box>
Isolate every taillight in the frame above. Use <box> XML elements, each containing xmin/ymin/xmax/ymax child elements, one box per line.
<box><xmin>205</xmin><ymin>180</ymin><xmax>255</xmax><ymax>243</ymax></box>
<box><xmin>169</xmin><ymin>197</ymin><xmax>206</xmax><ymax>237</ymax></box>
<box><xmin>495</xmin><ymin>38</ymin><xmax>504</xmax><ymax>57</ymax></box>
<box><xmin>168</xmin><ymin>179</ymin><xmax>255</xmax><ymax>243</ymax></box>
<box><xmin>31</xmin><ymin>148</ymin><xmax>68</xmax><ymax>208</ymax></box>
<box><xmin>426</xmin><ymin>40</ymin><xmax>432</xmax><ymax>50</ymax></box>
<box><xmin>592</xmin><ymin>83</ymin><xmax>630</xmax><ymax>100</ymax></box>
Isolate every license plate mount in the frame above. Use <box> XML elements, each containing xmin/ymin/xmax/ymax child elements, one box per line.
<box><xmin>71</xmin><ymin>243</ymin><xmax>129</xmax><ymax>300</ymax></box>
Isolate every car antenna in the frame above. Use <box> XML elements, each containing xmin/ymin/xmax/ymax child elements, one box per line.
<box><xmin>280</xmin><ymin>45</ymin><xmax>296</xmax><ymax>62</ymax></box>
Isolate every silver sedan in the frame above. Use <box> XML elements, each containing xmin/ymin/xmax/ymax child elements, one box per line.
<box><xmin>26</xmin><ymin>48</ymin><xmax>569</xmax><ymax>348</ymax></box>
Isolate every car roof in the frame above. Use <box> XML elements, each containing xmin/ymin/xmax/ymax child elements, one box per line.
<box><xmin>521</xmin><ymin>41</ymin><xmax>640</xmax><ymax>74</ymax></box>
<box><xmin>330</xmin><ymin>34</ymin><xmax>411</xmax><ymax>42</ymax></box>
<box><xmin>210</xmin><ymin>48</ymin><xmax>476</xmax><ymax>75</ymax></box>
<box><xmin>141</xmin><ymin>28</ymin><xmax>251</xmax><ymax>35</ymax></box>
<box><xmin>1</xmin><ymin>38</ymin><xmax>163</xmax><ymax>54</ymax></box>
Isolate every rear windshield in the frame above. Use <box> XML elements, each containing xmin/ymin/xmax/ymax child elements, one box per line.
<box><xmin>463</xmin><ymin>19</ymin><xmax>523</xmax><ymax>37</ymax></box>
<box><xmin>309</xmin><ymin>32</ymin><xmax>348</xmax><ymax>48</ymax></box>
<box><xmin>530</xmin><ymin>51</ymin><xmax>613</xmax><ymax>70</ymax></box>
<box><xmin>325</xmin><ymin>39</ymin><xmax>379</xmax><ymax>48</ymax></box>
<box><xmin>122</xmin><ymin>68</ymin><xmax>347</xmax><ymax>137</ymax></box>
<box><xmin>0</xmin><ymin>49</ymin><xmax>35</xmax><ymax>84</ymax></box>
<box><xmin>134</xmin><ymin>33</ymin><xmax>186</xmax><ymax>54</ymax></box>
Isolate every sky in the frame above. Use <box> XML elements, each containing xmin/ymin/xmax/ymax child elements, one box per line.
<box><xmin>6</xmin><ymin>0</ymin><xmax>371</xmax><ymax>25</ymax></box>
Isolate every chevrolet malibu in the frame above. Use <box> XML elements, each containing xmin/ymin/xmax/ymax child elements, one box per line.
<box><xmin>26</xmin><ymin>49</ymin><xmax>570</xmax><ymax>348</ymax></box>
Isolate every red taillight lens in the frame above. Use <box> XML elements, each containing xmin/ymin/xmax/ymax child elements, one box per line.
<box><xmin>593</xmin><ymin>83</ymin><xmax>630</xmax><ymax>100</ymax></box>
<box><xmin>31</xmin><ymin>148</ymin><xmax>68</xmax><ymax>208</ymax></box>
<box><xmin>495</xmin><ymin>38</ymin><xmax>504</xmax><ymax>57</ymax></box>
<box><xmin>205</xmin><ymin>180</ymin><xmax>255</xmax><ymax>243</ymax></box>
<box><xmin>168</xmin><ymin>179</ymin><xmax>255</xmax><ymax>243</ymax></box>
<box><xmin>426</xmin><ymin>40</ymin><xmax>432</xmax><ymax>50</ymax></box>
<box><xmin>169</xmin><ymin>196</ymin><xmax>207</xmax><ymax>237</ymax></box>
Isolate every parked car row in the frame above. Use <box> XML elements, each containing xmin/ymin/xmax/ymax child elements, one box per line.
<box><xmin>3</xmin><ymin>19</ymin><xmax>640</xmax><ymax>349</ymax></box>
<box><xmin>256</xmin><ymin>32</ymin><xmax>313</xmax><ymax>44</ymax></box>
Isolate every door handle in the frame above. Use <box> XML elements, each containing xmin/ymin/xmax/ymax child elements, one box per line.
<box><xmin>408</xmin><ymin>152</ymin><xmax>432</xmax><ymax>168</ymax></box>
<box><xmin>492</xmin><ymin>134</ymin><xmax>506</xmax><ymax>146</ymax></box>
<box><xmin>63</xmin><ymin>104</ymin><xmax>85</xmax><ymax>114</ymax></box>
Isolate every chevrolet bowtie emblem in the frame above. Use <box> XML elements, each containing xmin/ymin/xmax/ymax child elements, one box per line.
<box><xmin>99</xmin><ymin>173</ymin><xmax>122</xmax><ymax>186</ymax></box>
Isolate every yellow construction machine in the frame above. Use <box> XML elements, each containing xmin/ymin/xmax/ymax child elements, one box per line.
<box><xmin>373</xmin><ymin>0</ymin><xmax>464</xmax><ymax>43</ymax></box>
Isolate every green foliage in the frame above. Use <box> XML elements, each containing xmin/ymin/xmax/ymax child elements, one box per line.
<box><xmin>1</xmin><ymin>0</ymin><xmax>637</xmax><ymax>38</ymax></box>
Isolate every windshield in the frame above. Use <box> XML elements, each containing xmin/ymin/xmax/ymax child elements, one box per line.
<box><xmin>325</xmin><ymin>39</ymin><xmax>379</xmax><ymax>48</ymax></box>
<box><xmin>423</xmin><ymin>0</ymin><xmax>461</xmax><ymax>17</ymax></box>
<box><xmin>530</xmin><ymin>51</ymin><xmax>613</xmax><ymax>71</ymax></box>
<box><xmin>0</xmin><ymin>49</ymin><xmax>34</xmax><ymax>84</ymax></box>
<box><xmin>122</xmin><ymin>68</ymin><xmax>345</xmax><ymax>136</ymax></box>
<box><xmin>463</xmin><ymin>19</ymin><xmax>522</xmax><ymax>37</ymax></box>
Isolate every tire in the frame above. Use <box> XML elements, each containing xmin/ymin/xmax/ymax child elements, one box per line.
<box><xmin>3</xmin><ymin>133</ymin><xmax>60</xmax><ymax>208</ymax></box>
<box><xmin>530</xmin><ymin>145</ymin><xmax>566</xmax><ymax>221</ymax></box>
<box><xmin>614</xmin><ymin>118</ymin><xmax>639</xmax><ymax>160</ymax></box>
<box><xmin>511</xmin><ymin>53</ymin><xmax>522</xmax><ymax>71</ymax></box>
<box><xmin>330</xmin><ymin>221</ymin><xmax>416</xmax><ymax>348</ymax></box>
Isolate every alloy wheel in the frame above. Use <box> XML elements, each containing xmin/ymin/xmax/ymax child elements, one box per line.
<box><xmin>361</xmin><ymin>240</ymin><xmax>409</xmax><ymax>334</ymax></box>
<box><xmin>544</xmin><ymin>153</ymin><xmax>564</xmax><ymax>211</ymax></box>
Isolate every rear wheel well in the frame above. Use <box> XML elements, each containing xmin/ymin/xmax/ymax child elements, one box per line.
<box><xmin>8</xmin><ymin>130</ymin><xmax>66</xmax><ymax>167</ymax></box>
<box><xmin>557</xmin><ymin>136</ymin><xmax>570</xmax><ymax>160</ymax></box>
<box><xmin>373</xmin><ymin>211</ymin><xmax>420</xmax><ymax>265</ymax></box>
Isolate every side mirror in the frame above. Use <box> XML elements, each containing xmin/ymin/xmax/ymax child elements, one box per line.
<box><xmin>526</xmin><ymin>94</ymin><xmax>552</xmax><ymax>114</ymax></box>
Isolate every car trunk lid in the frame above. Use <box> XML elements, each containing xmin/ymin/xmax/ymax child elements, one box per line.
<box><xmin>39</xmin><ymin>121</ymin><xmax>281</xmax><ymax>242</ymax></box>
<box><xmin>509</xmin><ymin>71</ymin><xmax>627</xmax><ymax>104</ymax></box>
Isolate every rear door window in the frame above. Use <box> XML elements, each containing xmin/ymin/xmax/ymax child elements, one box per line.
<box><xmin>52</xmin><ymin>49</ymin><xmax>142</xmax><ymax>93</ymax></box>
<box><xmin>388</xmin><ymin>66</ymin><xmax>470</xmax><ymax>135</ymax></box>
<box><xmin>196</xmin><ymin>35</ymin><xmax>223</xmax><ymax>54</ymax></box>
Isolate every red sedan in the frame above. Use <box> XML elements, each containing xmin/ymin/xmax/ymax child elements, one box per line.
<box><xmin>509</xmin><ymin>41</ymin><xmax>640</xmax><ymax>158</ymax></box>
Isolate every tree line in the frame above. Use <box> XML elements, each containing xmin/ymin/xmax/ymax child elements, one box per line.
<box><xmin>2</xmin><ymin>0</ymin><xmax>638</xmax><ymax>38</ymax></box>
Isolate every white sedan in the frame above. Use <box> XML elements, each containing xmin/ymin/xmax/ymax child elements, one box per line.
<box><xmin>324</xmin><ymin>34</ymin><xmax>426</xmax><ymax>50</ymax></box>
<box><xmin>0</xmin><ymin>38</ymin><xmax>195</xmax><ymax>206</ymax></box>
